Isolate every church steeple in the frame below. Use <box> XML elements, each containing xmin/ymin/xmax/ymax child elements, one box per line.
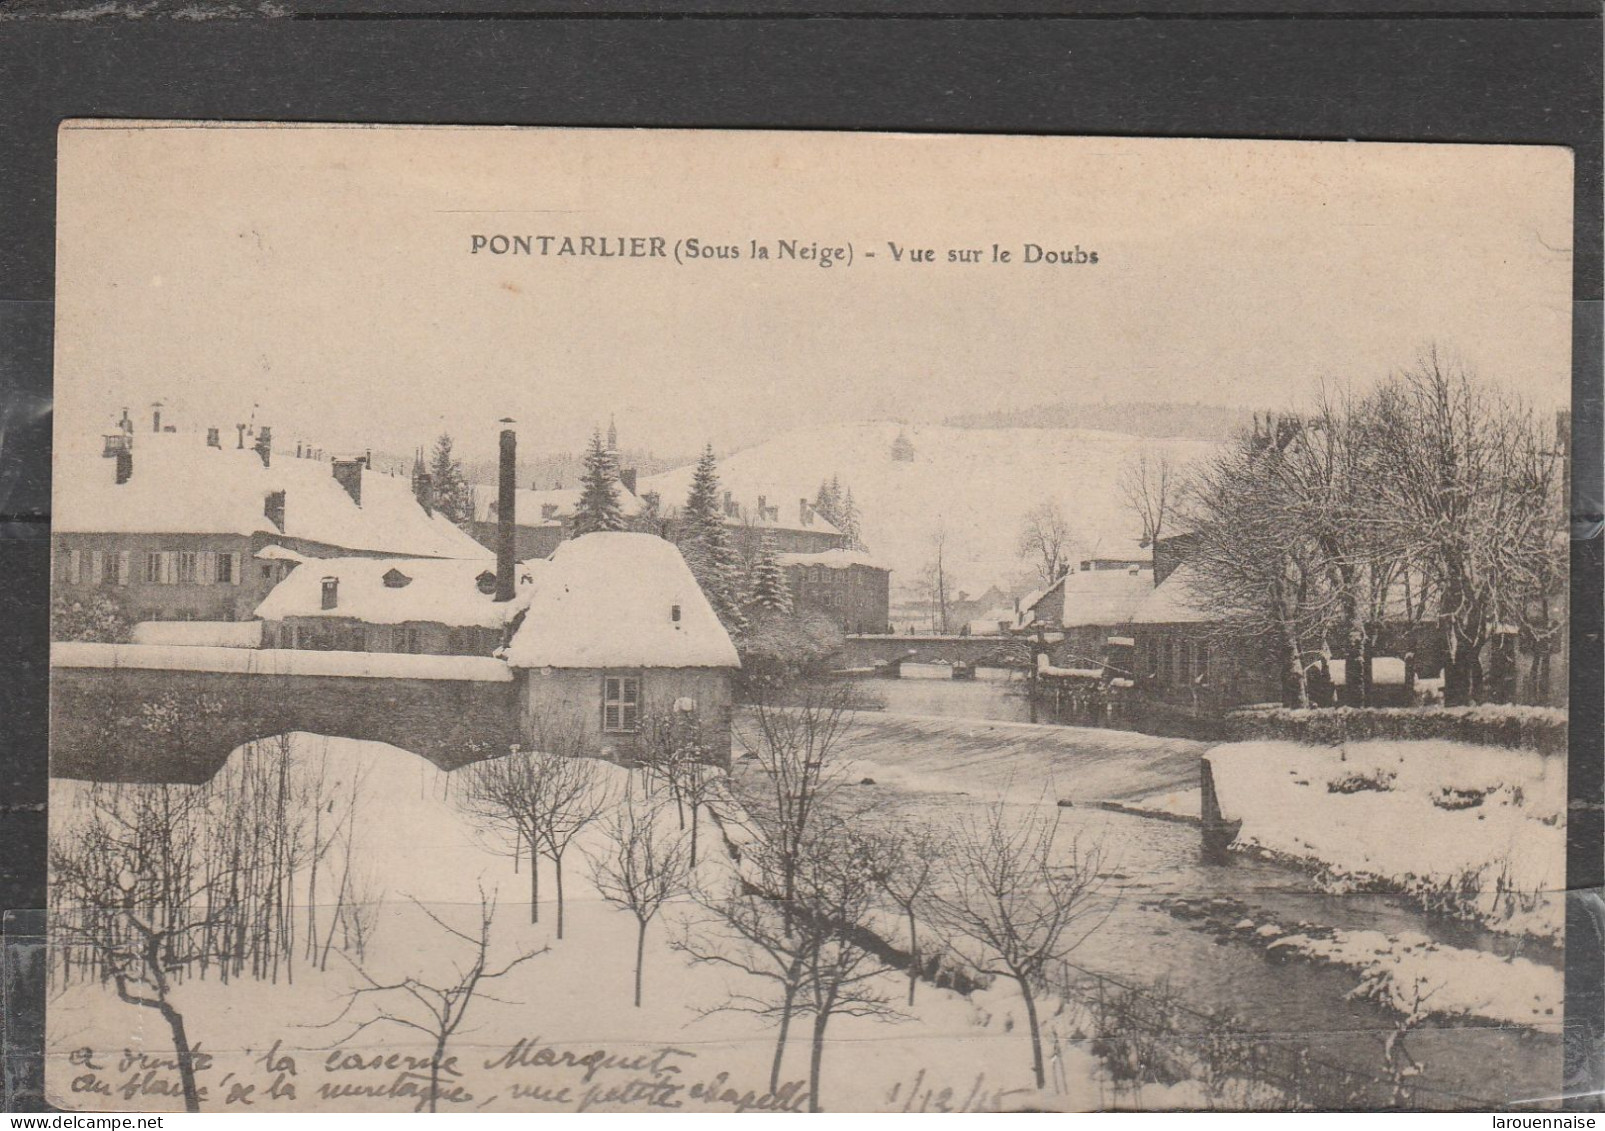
<box><xmin>607</xmin><ymin>415</ymin><xmax>618</xmax><ymax>454</ymax></box>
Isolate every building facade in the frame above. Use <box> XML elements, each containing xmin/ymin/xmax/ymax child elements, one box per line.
<box><xmin>780</xmin><ymin>549</ymin><xmax>892</xmax><ymax>635</ymax></box>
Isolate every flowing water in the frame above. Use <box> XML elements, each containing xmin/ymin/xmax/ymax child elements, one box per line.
<box><xmin>799</xmin><ymin>672</ymin><xmax>1563</xmax><ymax>1108</ymax></box>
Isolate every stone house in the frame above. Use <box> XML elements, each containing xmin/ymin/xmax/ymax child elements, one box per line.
<box><xmin>52</xmin><ymin>413</ymin><xmax>485</xmax><ymax>628</ymax></box>
<box><xmin>501</xmin><ymin>532</ymin><xmax>741</xmax><ymax>766</ymax></box>
<box><xmin>254</xmin><ymin>556</ymin><xmax>545</xmax><ymax>656</ymax></box>
<box><xmin>780</xmin><ymin>549</ymin><xmax>892</xmax><ymax>634</ymax></box>
<box><xmin>468</xmin><ymin>479</ymin><xmax>646</xmax><ymax>561</ymax></box>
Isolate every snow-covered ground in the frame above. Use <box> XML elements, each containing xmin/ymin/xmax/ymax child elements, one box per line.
<box><xmin>1204</xmin><ymin>740</ymin><xmax>1565</xmax><ymax>940</ymax></box>
<box><xmin>48</xmin><ymin>735</ymin><xmax>1201</xmax><ymax>1115</ymax></box>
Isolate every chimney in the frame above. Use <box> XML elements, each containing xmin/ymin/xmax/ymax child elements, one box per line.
<box><xmin>254</xmin><ymin>425</ymin><xmax>272</xmax><ymax>468</ymax></box>
<box><xmin>237</xmin><ymin>423</ymin><xmax>247</xmax><ymax>449</ymax></box>
<box><xmin>332</xmin><ymin>458</ymin><xmax>363</xmax><ymax>506</ymax></box>
<box><xmin>206</xmin><ymin>427</ymin><xmax>221</xmax><ymax>448</ymax></box>
<box><xmin>264</xmin><ymin>489</ymin><xmax>286</xmax><ymax>531</ymax></box>
<box><xmin>119</xmin><ymin>408</ymin><xmax>132</xmax><ymax>435</ymax></box>
<box><xmin>152</xmin><ymin>402</ymin><xmax>163</xmax><ymax>433</ymax></box>
<box><xmin>321</xmin><ymin>577</ymin><xmax>338</xmax><ymax>610</ymax></box>
<box><xmin>296</xmin><ymin>441</ymin><xmax>304</xmax><ymax>459</ymax></box>
<box><xmin>115</xmin><ymin>449</ymin><xmax>133</xmax><ymax>485</ymax></box>
<box><xmin>757</xmin><ymin>494</ymin><xmax>767</xmax><ymax>517</ymax></box>
<box><xmin>799</xmin><ymin>498</ymin><xmax>812</xmax><ymax>526</ymax></box>
<box><xmin>619</xmin><ymin>467</ymin><xmax>637</xmax><ymax>495</ymax></box>
<box><xmin>412</xmin><ymin>462</ymin><xmax>434</xmax><ymax>517</ymax></box>
<box><xmin>495</xmin><ymin>420</ymin><xmax>517</xmax><ymax>602</ymax></box>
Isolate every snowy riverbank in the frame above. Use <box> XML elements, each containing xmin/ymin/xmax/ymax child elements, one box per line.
<box><xmin>1203</xmin><ymin>740</ymin><xmax>1565</xmax><ymax>940</ymax></box>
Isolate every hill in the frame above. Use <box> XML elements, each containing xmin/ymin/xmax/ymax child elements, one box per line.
<box><xmin>639</xmin><ymin>422</ymin><xmax>1219</xmax><ymax>597</ymax></box>
<box><xmin>944</xmin><ymin>401</ymin><xmax>1252</xmax><ymax>441</ymax></box>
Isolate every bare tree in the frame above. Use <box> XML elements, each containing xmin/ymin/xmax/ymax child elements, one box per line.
<box><xmin>736</xmin><ymin>681</ymin><xmax>857</xmax><ymax>903</ymax></box>
<box><xmin>588</xmin><ymin>786</ymin><xmax>690</xmax><ymax>1007</ymax></box>
<box><xmin>675</xmin><ymin>825</ymin><xmax>901</xmax><ymax>1110</ymax></box>
<box><xmin>531</xmin><ymin>750</ymin><xmax>614</xmax><ymax>939</ymax></box>
<box><xmin>793</xmin><ymin>830</ymin><xmax>904</xmax><ymax>1112</ymax></box>
<box><xmin>1016</xmin><ymin>500</ymin><xmax>1073</xmax><ymax>585</ymax></box>
<box><xmin>927</xmin><ymin>802</ymin><xmax>1107</xmax><ymax>1090</ymax></box>
<box><xmin>51</xmin><ymin>783</ymin><xmax>220</xmax><ymax>1112</ymax></box>
<box><xmin>673</xmin><ymin>878</ymin><xmax>818</xmax><ymax>1098</ymax></box>
<box><xmin>922</xmin><ymin>522</ymin><xmax>956</xmax><ymax>633</ymax></box>
<box><xmin>325</xmin><ymin>889</ymin><xmax>545</xmax><ymax>1113</ymax></box>
<box><xmin>457</xmin><ymin>714</ymin><xmax>611</xmax><ymax>935</ymax></box>
<box><xmin>865</xmin><ymin>825</ymin><xmax>943</xmax><ymax>1006</ymax></box>
<box><xmin>1117</xmin><ymin>451</ymin><xmax>1176</xmax><ymax>549</ymax></box>
<box><xmin>1370</xmin><ymin>350</ymin><xmax>1566</xmax><ymax>705</ymax></box>
<box><xmin>640</xmin><ymin>705</ymin><xmax>718</xmax><ymax>866</ymax></box>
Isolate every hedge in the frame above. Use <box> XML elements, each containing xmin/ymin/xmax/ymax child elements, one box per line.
<box><xmin>1226</xmin><ymin>705</ymin><xmax>1567</xmax><ymax>755</ymax></box>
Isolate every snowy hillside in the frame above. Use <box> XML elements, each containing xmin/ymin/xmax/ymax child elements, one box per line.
<box><xmin>640</xmin><ymin>422</ymin><xmax>1218</xmax><ymax>595</ymax></box>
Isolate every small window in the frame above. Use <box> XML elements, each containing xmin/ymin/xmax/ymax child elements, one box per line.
<box><xmin>603</xmin><ymin>675</ymin><xmax>640</xmax><ymax>733</ymax></box>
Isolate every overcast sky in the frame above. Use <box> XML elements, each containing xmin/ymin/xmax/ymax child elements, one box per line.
<box><xmin>54</xmin><ymin>124</ymin><xmax>1573</xmax><ymax>467</ymax></box>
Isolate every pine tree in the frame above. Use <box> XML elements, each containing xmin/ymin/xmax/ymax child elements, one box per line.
<box><xmin>890</xmin><ymin>430</ymin><xmax>916</xmax><ymax>462</ymax></box>
<box><xmin>840</xmin><ymin>488</ymin><xmax>864</xmax><ymax>551</ymax></box>
<box><xmin>678</xmin><ymin>446</ymin><xmax>747</xmax><ymax>634</ymax></box>
<box><xmin>573</xmin><ymin>428</ymin><xmax>625</xmax><ymax>535</ymax></box>
<box><xmin>429</xmin><ymin>432</ymin><xmax>474</xmax><ymax>526</ymax></box>
<box><xmin>747</xmin><ymin>533</ymin><xmax>792</xmax><ymax>613</ymax></box>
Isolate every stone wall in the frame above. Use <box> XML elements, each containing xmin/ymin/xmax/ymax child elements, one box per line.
<box><xmin>52</xmin><ymin>663</ymin><xmax>521</xmax><ymax>783</ymax></box>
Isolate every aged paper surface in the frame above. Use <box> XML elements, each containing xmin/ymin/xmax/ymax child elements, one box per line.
<box><xmin>47</xmin><ymin>123</ymin><xmax>1572</xmax><ymax>1112</ymax></box>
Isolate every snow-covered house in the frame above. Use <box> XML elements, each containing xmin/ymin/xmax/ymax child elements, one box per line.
<box><xmin>53</xmin><ymin>414</ymin><xmax>485</xmax><ymax>626</ymax></box>
<box><xmin>254</xmin><ymin>556</ymin><xmax>544</xmax><ymax>656</ymax></box>
<box><xmin>501</xmin><ymin>532</ymin><xmax>741</xmax><ymax>765</ymax></box>
<box><xmin>1016</xmin><ymin>561</ymin><xmax>1155</xmax><ymax>662</ymax></box>
<box><xmin>779</xmin><ymin>548</ymin><xmax>891</xmax><ymax>634</ymax></box>
<box><xmin>468</xmin><ymin>482</ymin><xmax>646</xmax><ymax>562</ymax></box>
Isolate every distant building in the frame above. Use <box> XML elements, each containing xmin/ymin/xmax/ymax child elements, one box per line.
<box><xmin>255</xmin><ymin>556</ymin><xmax>544</xmax><ymax>656</ymax></box>
<box><xmin>779</xmin><ymin>549</ymin><xmax>892</xmax><ymax>634</ymax></box>
<box><xmin>1015</xmin><ymin>560</ymin><xmax>1155</xmax><ymax>662</ymax></box>
<box><xmin>711</xmin><ymin>493</ymin><xmax>847</xmax><ymax>559</ymax></box>
<box><xmin>502</xmin><ymin>532</ymin><xmax>740</xmax><ymax>765</ymax></box>
<box><xmin>52</xmin><ymin>411</ymin><xmax>486</xmax><ymax>627</ymax></box>
<box><xmin>468</xmin><ymin>481</ymin><xmax>646</xmax><ymax>561</ymax></box>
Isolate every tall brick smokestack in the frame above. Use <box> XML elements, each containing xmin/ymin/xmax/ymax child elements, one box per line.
<box><xmin>495</xmin><ymin>420</ymin><xmax>517</xmax><ymax>602</ymax></box>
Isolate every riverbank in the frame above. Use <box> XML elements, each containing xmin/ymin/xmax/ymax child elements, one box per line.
<box><xmin>1205</xmin><ymin>740</ymin><xmax>1565</xmax><ymax>941</ymax></box>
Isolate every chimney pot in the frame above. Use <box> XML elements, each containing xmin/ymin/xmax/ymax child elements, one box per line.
<box><xmin>237</xmin><ymin>423</ymin><xmax>247</xmax><ymax>449</ymax></box>
<box><xmin>799</xmin><ymin>498</ymin><xmax>811</xmax><ymax>526</ymax></box>
<box><xmin>152</xmin><ymin>403</ymin><xmax>163</xmax><ymax>433</ymax></box>
<box><xmin>206</xmin><ymin>427</ymin><xmax>221</xmax><ymax>448</ymax></box>
<box><xmin>254</xmin><ymin>425</ymin><xmax>272</xmax><ymax>468</ymax></box>
<box><xmin>321</xmin><ymin>577</ymin><xmax>338</xmax><ymax>611</ymax></box>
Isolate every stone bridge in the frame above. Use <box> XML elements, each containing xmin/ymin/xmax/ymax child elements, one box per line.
<box><xmin>837</xmin><ymin>633</ymin><xmax>1031</xmax><ymax>671</ymax></box>
<box><xmin>51</xmin><ymin>643</ymin><xmax>522</xmax><ymax>784</ymax></box>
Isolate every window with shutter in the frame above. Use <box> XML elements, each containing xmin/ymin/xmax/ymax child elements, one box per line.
<box><xmin>603</xmin><ymin>675</ymin><xmax>641</xmax><ymax>732</ymax></box>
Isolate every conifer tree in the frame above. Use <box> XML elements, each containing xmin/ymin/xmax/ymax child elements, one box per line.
<box><xmin>679</xmin><ymin>445</ymin><xmax>747</xmax><ymax>633</ymax></box>
<box><xmin>573</xmin><ymin>428</ymin><xmax>625</xmax><ymax>535</ymax></box>
<box><xmin>747</xmin><ymin>533</ymin><xmax>792</xmax><ymax>613</ymax></box>
<box><xmin>429</xmin><ymin>432</ymin><xmax>475</xmax><ymax>526</ymax></box>
<box><xmin>840</xmin><ymin>488</ymin><xmax>864</xmax><ymax>551</ymax></box>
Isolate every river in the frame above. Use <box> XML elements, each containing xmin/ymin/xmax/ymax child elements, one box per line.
<box><xmin>789</xmin><ymin>670</ymin><xmax>1563</xmax><ymax>1108</ymax></box>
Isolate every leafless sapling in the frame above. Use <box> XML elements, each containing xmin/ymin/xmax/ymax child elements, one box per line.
<box><xmin>323</xmin><ymin>889</ymin><xmax>546</xmax><ymax>1113</ymax></box>
<box><xmin>865</xmin><ymin>824</ymin><xmax>943</xmax><ymax>1005</ymax></box>
<box><xmin>587</xmin><ymin>785</ymin><xmax>691</xmax><ymax>1007</ymax></box>
<box><xmin>927</xmin><ymin>802</ymin><xmax>1107</xmax><ymax>1090</ymax></box>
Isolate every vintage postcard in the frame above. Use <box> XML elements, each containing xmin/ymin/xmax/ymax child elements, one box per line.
<box><xmin>46</xmin><ymin>124</ymin><xmax>1572</xmax><ymax>1112</ymax></box>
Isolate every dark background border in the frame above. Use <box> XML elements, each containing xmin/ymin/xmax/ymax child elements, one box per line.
<box><xmin>2</xmin><ymin>4</ymin><xmax>1600</xmax><ymax>1110</ymax></box>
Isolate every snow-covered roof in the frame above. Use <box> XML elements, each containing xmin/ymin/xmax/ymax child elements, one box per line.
<box><xmin>55</xmin><ymin>429</ymin><xmax>486</xmax><ymax>559</ymax></box>
<box><xmin>472</xmin><ymin>485</ymin><xmax>644</xmax><ymax>526</ymax></box>
<box><xmin>502</xmin><ymin>532</ymin><xmax>740</xmax><ymax>670</ymax></box>
<box><xmin>255</xmin><ymin>544</ymin><xmax>306</xmax><ymax>562</ymax></box>
<box><xmin>254</xmin><ymin>556</ymin><xmax>543</xmax><ymax>628</ymax></box>
<box><xmin>1025</xmin><ymin>566</ymin><xmax>1156</xmax><ymax>628</ymax></box>
<box><xmin>52</xmin><ymin>641</ymin><xmax>513</xmax><ymax>682</ymax></box>
<box><xmin>1130</xmin><ymin>563</ymin><xmax>1215</xmax><ymax>625</ymax></box>
<box><xmin>777</xmin><ymin>548</ymin><xmax>887</xmax><ymax>571</ymax></box>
